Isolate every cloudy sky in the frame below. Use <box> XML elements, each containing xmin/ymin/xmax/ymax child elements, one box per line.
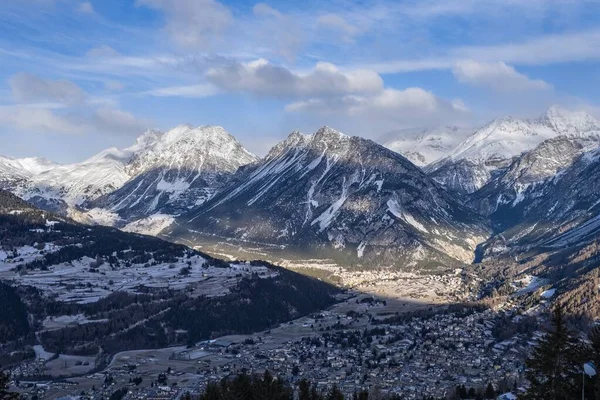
<box><xmin>1</xmin><ymin>0</ymin><xmax>600</xmax><ymax>162</ymax></box>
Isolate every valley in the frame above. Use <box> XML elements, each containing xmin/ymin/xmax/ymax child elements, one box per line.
<box><xmin>1</xmin><ymin>106</ymin><xmax>600</xmax><ymax>399</ymax></box>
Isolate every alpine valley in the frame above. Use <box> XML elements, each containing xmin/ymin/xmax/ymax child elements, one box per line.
<box><xmin>2</xmin><ymin>106</ymin><xmax>600</xmax><ymax>399</ymax></box>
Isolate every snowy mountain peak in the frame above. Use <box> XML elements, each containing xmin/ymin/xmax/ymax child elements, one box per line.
<box><xmin>430</xmin><ymin>106</ymin><xmax>600</xmax><ymax>194</ymax></box>
<box><xmin>126</xmin><ymin>124</ymin><xmax>258</xmax><ymax>176</ymax></box>
<box><xmin>131</xmin><ymin>129</ymin><xmax>164</xmax><ymax>151</ymax></box>
<box><xmin>313</xmin><ymin>126</ymin><xmax>349</xmax><ymax>141</ymax></box>
<box><xmin>536</xmin><ymin>106</ymin><xmax>600</xmax><ymax>136</ymax></box>
<box><xmin>382</xmin><ymin>126</ymin><xmax>471</xmax><ymax>167</ymax></box>
<box><xmin>444</xmin><ymin>116</ymin><xmax>543</xmax><ymax>163</ymax></box>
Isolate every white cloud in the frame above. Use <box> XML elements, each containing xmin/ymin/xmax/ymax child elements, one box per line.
<box><xmin>144</xmin><ymin>83</ymin><xmax>219</xmax><ymax>98</ymax></box>
<box><xmin>9</xmin><ymin>72</ymin><xmax>86</xmax><ymax>105</ymax></box>
<box><xmin>77</xmin><ymin>1</ymin><xmax>94</xmax><ymax>14</ymax></box>
<box><xmin>0</xmin><ymin>105</ymin><xmax>150</xmax><ymax>136</ymax></box>
<box><xmin>452</xmin><ymin>60</ymin><xmax>552</xmax><ymax>92</ymax></box>
<box><xmin>362</xmin><ymin>29</ymin><xmax>600</xmax><ymax>74</ymax></box>
<box><xmin>206</xmin><ymin>59</ymin><xmax>383</xmax><ymax>98</ymax></box>
<box><xmin>3</xmin><ymin>73</ymin><xmax>150</xmax><ymax>136</ymax></box>
<box><xmin>92</xmin><ymin>107</ymin><xmax>150</xmax><ymax>134</ymax></box>
<box><xmin>252</xmin><ymin>3</ymin><xmax>303</xmax><ymax>60</ymax></box>
<box><xmin>0</xmin><ymin>105</ymin><xmax>84</xmax><ymax>135</ymax></box>
<box><xmin>317</xmin><ymin>14</ymin><xmax>360</xmax><ymax>42</ymax></box>
<box><xmin>137</xmin><ymin>0</ymin><xmax>232</xmax><ymax>50</ymax></box>
<box><xmin>253</xmin><ymin>3</ymin><xmax>282</xmax><ymax>18</ymax></box>
<box><xmin>286</xmin><ymin>87</ymin><xmax>468</xmax><ymax>126</ymax></box>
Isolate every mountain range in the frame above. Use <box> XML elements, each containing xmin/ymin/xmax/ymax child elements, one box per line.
<box><xmin>1</xmin><ymin>105</ymin><xmax>599</xmax><ymax>271</ymax></box>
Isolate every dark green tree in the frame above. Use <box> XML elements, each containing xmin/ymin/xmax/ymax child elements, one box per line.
<box><xmin>484</xmin><ymin>383</ymin><xmax>495</xmax><ymax>399</ymax></box>
<box><xmin>523</xmin><ymin>305</ymin><xmax>583</xmax><ymax>400</ymax></box>
<box><xmin>326</xmin><ymin>385</ymin><xmax>344</xmax><ymax>400</ymax></box>
<box><xmin>586</xmin><ymin>325</ymin><xmax>600</xmax><ymax>400</ymax></box>
<box><xmin>0</xmin><ymin>371</ymin><xmax>20</xmax><ymax>400</ymax></box>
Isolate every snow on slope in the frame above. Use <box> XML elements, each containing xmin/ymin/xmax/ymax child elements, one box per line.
<box><xmin>179</xmin><ymin>126</ymin><xmax>488</xmax><ymax>268</ymax></box>
<box><xmin>429</xmin><ymin>106</ymin><xmax>600</xmax><ymax>194</ymax></box>
<box><xmin>90</xmin><ymin>124</ymin><xmax>259</xmax><ymax>221</ymax></box>
<box><xmin>0</xmin><ymin>125</ymin><xmax>258</xmax><ymax>222</ymax></box>
<box><xmin>381</xmin><ymin>126</ymin><xmax>471</xmax><ymax>167</ymax></box>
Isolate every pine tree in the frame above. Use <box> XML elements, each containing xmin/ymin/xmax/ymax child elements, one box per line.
<box><xmin>523</xmin><ymin>305</ymin><xmax>583</xmax><ymax>400</ymax></box>
<box><xmin>0</xmin><ymin>371</ymin><xmax>21</xmax><ymax>400</ymax></box>
<box><xmin>467</xmin><ymin>387</ymin><xmax>476</xmax><ymax>398</ymax></box>
<box><xmin>484</xmin><ymin>383</ymin><xmax>495</xmax><ymax>399</ymax></box>
<box><xmin>587</xmin><ymin>325</ymin><xmax>600</xmax><ymax>400</ymax></box>
<box><xmin>326</xmin><ymin>385</ymin><xmax>344</xmax><ymax>400</ymax></box>
<box><xmin>299</xmin><ymin>379</ymin><xmax>312</xmax><ymax>400</ymax></box>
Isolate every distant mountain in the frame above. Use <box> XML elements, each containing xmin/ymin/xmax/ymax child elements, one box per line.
<box><xmin>471</xmin><ymin>133</ymin><xmax>600</xmax><ymax>218</ymax></box>
<box><xmin>380</xmin><ymin>126</ymin><xmax>471</xmax><ymax>167</ymax></box>
<box><xmin>475</xmin><ymin>146</ymin><xmax>600</xmax><ymax>261</ymax></box>
<box><xmin>169</xmin><ymin>126</ymin><xmax>489</xmax><ymax>269</ymax></box>
<box><xmin>88</xmin><ymin>124</ymin><xmax>258</xmax><ymax>223</ymax></box>
<box><xmin>0</xmin><ymin>125</ymin><xmax>258</xmax><ymax>223</ymax></box>
<box><xmin>0</xmin><ymin>137</ymin><xmax>151</xmax><ymax>213</ymax></box>
<box><xmin>428</xmin><ymin>106</ymin><xmax>600</xmax><ymax>194</ymax></box>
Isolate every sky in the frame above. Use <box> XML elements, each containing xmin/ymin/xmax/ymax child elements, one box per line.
<box><xmin>1</xmin><ymin>0</ymin><xmax>600</xmax><ymax>163</ymax></box>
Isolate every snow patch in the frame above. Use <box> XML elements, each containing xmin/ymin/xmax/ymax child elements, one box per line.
<box><xmin>123</xmin><ymin>214</ymin><xmax>175</xmax><ymax>236</ymax></box>
<box><xmin>541</xmin><ymin>288</ymin><xmax>556</xmax><ymax>298</ymax></box>
<box><xmin>386</xmin><ymin>199</ymin><xmax>428</xmax><ymax>233</ymax></box>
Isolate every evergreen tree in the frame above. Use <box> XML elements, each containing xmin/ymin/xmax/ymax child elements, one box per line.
<box><xmin>523</xmin><ymin>305</ymin><xmax>583</xmax><ymax>400</ymax></box>
<box><xmin>467</xmin><ymin>387</ymin><xmax>476</xmax><ymax>398</ymax></box>
<box><xmin>299</xmin><ymin>379</ymin><xmax>312</xmax><ymax>400</ymax></box>
<box><xmin>484</xmin><ymin>383</ymin><xmax>495</xmax><ymax>399</ymax></box>
<box><xmin>326</xmin><ymin>385</ymin><xmax>344</xmax><ymax>400</ymax></box>
<box><xmin>586</xmin><ymin>325</ymin><xmax>600</xmax><ymax>400</ymax></box>
<box><xmin>0</xmin><ymin>371</ymin><xmax>20</xmax><ymax>400</ymax></box>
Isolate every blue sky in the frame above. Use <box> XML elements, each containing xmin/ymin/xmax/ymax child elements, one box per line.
<box><xmin>1</xmin><ymin>0</ymin><xmax>600</xmax><ymax>162</ymax></box>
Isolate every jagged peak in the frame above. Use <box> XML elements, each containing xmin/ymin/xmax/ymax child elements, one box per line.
<box><xmin>313</xmin><ymin>125</ymin><xmax>348</xmax><ymax>140</ymax></box>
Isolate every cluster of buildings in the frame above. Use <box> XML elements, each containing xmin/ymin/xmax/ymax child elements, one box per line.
<box><xmin>9</xmin><ymin>296</ymin><xmax>532</xmax><ymax>400</ymax></box>
<box><xmin>187</xmin><ymin>307</ymin><xmax>527</xmax><ymax>398</ymax></box>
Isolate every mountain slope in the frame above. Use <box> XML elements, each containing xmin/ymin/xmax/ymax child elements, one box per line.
<box><xmin>89</xmin><ymin>124</ymin><xmax>258</xmax><ymax>222</ymax></box>
<box><xmin>475</xmin><ymin>147</ymin><xmax>600</xmax><ymax>261</ymax></box>
<box><xmin>470</xmin><ymin>133</ymin><xmax>600</xmax><ymax>218</ymax></box>
<box><xmin>0</xmin><ymin>190</ymin><xmax>339</xmax><ymax>361</ymax></box>
<box><xmin>169</xmin><ymin>127</ymin><xmax>489</xmax><ymax>269</ymax></box>
<box><xmin>429</xmin><ymin>106</ymin><xmax>600</xmax><ymax>194</ymax></box>
<box><xmin>0</xmin><ymin>132</ymin><xmax>162</xmax><ymax>214</ymax></box>
<box><xmin>0</xmin><ymin>125</ymin><xmax>258</xmax><ymax>224</ymax></box>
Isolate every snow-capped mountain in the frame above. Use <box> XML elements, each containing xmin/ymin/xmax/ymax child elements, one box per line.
<box><xmin>89</xmin><ymin>124</ymin><xmax>258</xmax><ymax>223</ymax></box>
<box><xmin>380</xmin><ymin>126</ymin><xmax>471</xmax><ymax>167</ymax></box>
<box><xmin>0</xmin><ymin>125</ymin><xmax>258</xmax><ymax>221</ymax></box>
<box><xmin>428</xmin><ymin>106</ymin><xmax>600</xmax><ymax>194</ymax></box>
<box><xmin>0</xmin><ymin>156</ymin><xmax>57</xmax><ymax>186</ymax></box>
<box><xmin>0</xmin><ymin>151</ymin><xmax>131</xmax><ymax>213</ymax></box>
<box><xmin>170</xmin><ymin>126</ymin><xmax>488</xmax><ymax>269</ymax></box>
<box><xmin>471</xmin><ymin>132</ymin><xmax>600</xmax><ymax>218</ymax></box>
<box><xmin>476</xmin><ymin>146</ymin><xmax>600</xmax><ymax>261</ymax></box>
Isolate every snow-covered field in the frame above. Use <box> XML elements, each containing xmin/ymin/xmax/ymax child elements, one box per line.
<box><xmin>0</xmin><ymin>244</ymin><xmax>278</xmax><ymax>304</ymax></box>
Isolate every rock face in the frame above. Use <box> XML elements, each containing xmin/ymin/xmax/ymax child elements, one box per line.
<box><xmin>475</xmin><ymin>146</ymin><xmax>600</xmax><ymax>261</ymax></box>
<box><xmin>90</xmin><ymin>125</ymin><xmax>258</xmax><ymax>221</ymax></box>
<box><xmin>380</xmin><ymin>126</ymin><xmax>471</xmax><ymax>167</ymax></box>
<box><xmin>173</xmin><ymin>127</ymin><xmax>489</xmax><ymax>269</ymax></box>
<box><xmin>428</xmin><ymin>106</ymin><xmax>600</xmax><ymax>195</ymax></box>
<box><xmin>470</xmin><ymin>133</ymin><xmax>600</xmax><ymax>219</ymax></box>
